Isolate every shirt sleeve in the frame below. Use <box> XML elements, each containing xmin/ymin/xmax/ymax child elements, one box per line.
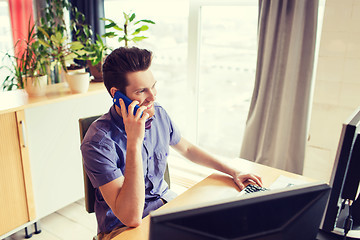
<box><xmin>156</xmin><ymin>105</ymin><xmax>181</xmax><ymax>146</ymax></box>
<box><xmin>169</xmin><ymin>119</ymin><xmax>181</xmax><ymax>146</ymax></box>
<box><xmin>81</xmin><ymin>140</ymin><xmax>123</xmax><ymax>188</ymax></box>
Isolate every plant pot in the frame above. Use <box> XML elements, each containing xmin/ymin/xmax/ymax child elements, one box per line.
<box><xmin>67</xmin><ymin>68</ymin><xmax>86</xmax><ymax>74</ymax></box>
<box><xmin>67</xmin><ymin>64</ymin><xmax>86</xmax><ymax>74</ymax></box>
<box><xmin>65</xmin><ymin>72</ymin><xmax>90</xmax><ymax>93</ymax></box>
<box><xmin>87</xmin><ymin>61</ymin><xmax>103</xmax><ymax>82</ymax></box>
<box><xmin>62</xmin><ymin>66</ymin><xmax>86</xmax><ymax>83</ymax></box>
<box><xmin>24</xmin><ymin>75</ymin><xmax>48</xmax><ymax>97</ymax></box>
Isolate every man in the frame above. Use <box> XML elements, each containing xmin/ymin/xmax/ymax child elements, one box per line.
<box><xmin>81</xmin><ymin>47</ymin><xmax>262</xmax><ymax>239</ymax></box>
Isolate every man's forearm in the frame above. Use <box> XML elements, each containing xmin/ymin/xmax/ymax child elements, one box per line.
<box><xmin>173</xmin><ymin>138</ymin><xmax>235</xmax><ymax>176</ymax></box>
<box><xmin>114</xmin><ymin>144</ymin><xmax>145</xmax><ymax>227</ymax></box>
<box><xmin>186</xmin><ymin>145</ymin><xmax>234</xmax><ymax>176</ymax></box>
<box><xmin>173</xmin><ymin>138</ymin><xmax>263</xmax><ymax>190</ymax></box>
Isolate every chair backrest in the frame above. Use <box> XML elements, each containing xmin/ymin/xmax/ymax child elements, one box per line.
<box><xmin>79</xmin><ymin>115</ymin><xmax>171</xmax><ymax>213</ymax></box>
<box><xmin>79</xmin><ymin>115</ymin><xmax>102</xmax><ymax>213</ymax></box>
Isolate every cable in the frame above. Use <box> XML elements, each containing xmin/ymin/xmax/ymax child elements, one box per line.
<box><xmin>341</xmin><ymin>199</ymin><xmax>347</xmax><ymax>210</ymax></box>
<box><xmin>343</xmin><ymin>200</ymin><xmax>353</xmax><ymax>240</ymax></box>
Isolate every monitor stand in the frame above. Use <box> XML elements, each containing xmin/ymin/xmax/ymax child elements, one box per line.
<box><xmin>317</xmin><ymin>198</ymin><xmax>360</xmax><ymax>240</ymax></box>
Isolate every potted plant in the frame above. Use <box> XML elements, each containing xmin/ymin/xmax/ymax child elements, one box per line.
<box><xmin>37</xmin><ymin>27</ymin><xmax>86</xmax><ymax>75</ymax></box>
<box><xmin>2</xmin><ymin>20</ymin><xmax>49</xmax><ymax>96</ymax></box>
<box><xmin>35</xmin><ymin>0</ymin><xmax>93</xmax><ymax>93</ymax></box>
<box><xmin>78</xmin><ymin>12</ymin><xmax>154</xmax><ymax>82</ymax></box>
<box><xmin>64</xmin><ymin>70</ymin><xmax>90</xmax><ymax>93</ymax></box>
<box><xmin>86</xmin><ymin>35</ymin><xmax>109</xmax><ymax>82</ymax></box>
<box><xmin>36</xmin><ymin>0</ymin><xmax>90</xmax><ymax>82</ymax></box>
<box><xmin>74</xmin><ymin>22</ymin><xmax>110</xmax><ymax>82</ymax></box>
<box><xmin>2</xmin><ymin>0</ymin><xmax>95</xmax><ymax>93</ymax></box>
<box><xmin>101</xmin><ymin>12</ymin><xmax>155</xmax><ymax>47</ymax></box>
<box><xmin>38</xmin><ymin>27</ymin><xmax>91</xmax><ymax>93</ymax></box>
<box><xmin>22</xmin><ymin>41</ymin><xmax>49</xmax><ymax>97</ymax></box>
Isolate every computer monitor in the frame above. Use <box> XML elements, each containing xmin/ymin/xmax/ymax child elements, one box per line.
<box><xmin>149</xmin><ymin>182</ymin><xmax>330</xmax><ymax>240</ymax></box>
<box><xmin>319</xmin><ymin>107</ymin><xmax>360</xmax><ymax>239</ymax></box>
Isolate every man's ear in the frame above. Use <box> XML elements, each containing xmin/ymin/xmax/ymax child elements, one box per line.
<box><xmin>110</xmin><ymin>87</ymin><xmax>118</xmax><ymax>98</ymax></box>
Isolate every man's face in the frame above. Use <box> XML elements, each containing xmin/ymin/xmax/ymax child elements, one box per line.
<box><xmin>125</xmin><ymin>69</ymin><xmax>157</xmax><ymax>118</ymax></box>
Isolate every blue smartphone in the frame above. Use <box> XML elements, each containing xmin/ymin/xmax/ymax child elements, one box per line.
<box><xmin>113</xmin><ymin>91</ymin><xmax>140</xmax><ymax>116</ymax></box>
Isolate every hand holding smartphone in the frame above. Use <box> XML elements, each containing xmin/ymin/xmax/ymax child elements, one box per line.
<box><xmin>113</xmin><ymin>91</ymin><xmax>141</xmax><ymax>116</ymax></box>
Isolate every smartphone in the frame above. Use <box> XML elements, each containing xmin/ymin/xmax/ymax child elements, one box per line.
<box><xmin>113</xmin><ymin>91</ymin><xmax>140</xmax><ymax>116</ymax></box>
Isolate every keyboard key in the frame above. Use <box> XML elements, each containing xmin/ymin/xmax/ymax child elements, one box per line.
<box><xmin>243</xmin><ymin>184</ymin><xmax>268</xmax><ymax>194</ymax></box>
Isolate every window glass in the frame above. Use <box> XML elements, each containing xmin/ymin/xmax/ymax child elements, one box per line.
<box><xmin>0</xmin><ymin>1</ymin><xmax>14</xmax><ymax>91</ymax></box>
<box><xmin>198</xmin><ymin>5</ymin><xmax>258</xmax><ymax>157</ymax></box>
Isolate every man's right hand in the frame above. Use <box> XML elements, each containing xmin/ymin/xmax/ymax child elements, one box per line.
<box><xmin>119</xmin><ymin>98</ymin><xmax>149</xmax><ymax>146</ymax></box>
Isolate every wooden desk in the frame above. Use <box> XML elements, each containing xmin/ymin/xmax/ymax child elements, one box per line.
<box><xmin>112</xmin><ymin>158</ymin><xmax>314</xmax><ymax>240</ymax></box>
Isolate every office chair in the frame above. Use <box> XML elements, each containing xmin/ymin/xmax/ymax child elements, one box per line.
<box><xmin>79</xmin><ymin>115</ymin><xmax>102</xmax><ymax>213</ymax></box>
<box><xmin>79</xmin><ymin>115</ymin><xmax>171</xmax><ymax>214</ymax></box>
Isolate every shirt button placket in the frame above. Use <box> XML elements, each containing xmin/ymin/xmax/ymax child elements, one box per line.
<box><xmin>143</xmin><ymin>132</ymin><xmax>153</xmax><ymax>183</ymax></box>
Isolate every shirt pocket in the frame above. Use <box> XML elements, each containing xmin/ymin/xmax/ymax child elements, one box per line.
<box><xmin>153</xmin><ymin>149</ymin><xmax>168</xmax><ymax>176</ymax></box>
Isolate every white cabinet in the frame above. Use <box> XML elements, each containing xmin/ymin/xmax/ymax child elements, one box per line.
<box><xmin>25</xmin><ymin>92</ymin><xmax>111</xmax><ymax>219</ymax></box>
<box><xmin>0</xmin><ymin>83</ymin><xmax>111</xmax><ymax>238</ymax></box>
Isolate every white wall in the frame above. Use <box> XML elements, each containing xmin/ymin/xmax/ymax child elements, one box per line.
<box><xmin>304</xmin><ymin>0</ymin><xmax>360</xmax><ymax>182</ymax></box>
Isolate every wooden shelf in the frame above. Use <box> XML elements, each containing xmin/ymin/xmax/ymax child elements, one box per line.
<box><xmin>0</xmin><ymin>82</ymin><xmax>107</xmax><ymax>115</ymax></box>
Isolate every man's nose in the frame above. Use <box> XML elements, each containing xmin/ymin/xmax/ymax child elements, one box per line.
<box><xmin>147</xmin><ymin>89</ymin><xmax>156</xmax><ymax>101</ymax></box>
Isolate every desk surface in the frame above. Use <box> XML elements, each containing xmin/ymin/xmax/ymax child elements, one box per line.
<box><xmin>112</xmin><ymin>158</ymin><xmax>314</xmax><ymax>240</ymax></box>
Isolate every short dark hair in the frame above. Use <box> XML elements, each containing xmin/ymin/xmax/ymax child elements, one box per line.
<box><xmin>102</xmin><ymin>47</ymin><xmax>153</xmax><ymax>95</ymax></box>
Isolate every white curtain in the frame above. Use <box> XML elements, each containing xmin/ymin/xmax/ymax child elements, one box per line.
<box><xmin>240</xmin><ymin>0</ymin><xmax>319</xmax><ymax>174</ymax></box>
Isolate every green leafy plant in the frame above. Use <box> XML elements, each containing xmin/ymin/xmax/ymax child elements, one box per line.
<box><xmin>71</xmin><ymin>13</ymin><xmax>110</xmax><ymax>82</ymax></box>
<box><xmin>101</xmin><ymin>12</ymin><xmax>155</xmax><ymax>47</ymax></box>
<box><xmin>37</xmin><ymin>27</ymin><xmax>86</xmax><ymax>73</ymax></box>
<box><xmin>1</xmin><ymin>52</ymin><xmax>23</xmax><ymax>91</ymax></box>
<box><xmin>2</xmin><ymin>20</ymin><xmax>48</xmax><ymax>91</ymax></box>
<box><xmin>74</xmin><ymin>21</ymin><xmax>110</xmax><ymax>67</ymax></box>
<box><xmin>36</xmin><ymin>0</ymin><xmax>88</xmax><ymax>77</ymax></box>
<box><xmin>69</xmin><ymin>5</ymin><xmax>108</xmax><ymax>67</ymax></box>
<box><xmin>84</xmin><ymin>34</ymin><xmax>110</xmax><ymax>66</ymax></box>
<box><xmin>2</xmin><ymin>0</ymin><xmax>97</xmax><ymax>90</ymax></box>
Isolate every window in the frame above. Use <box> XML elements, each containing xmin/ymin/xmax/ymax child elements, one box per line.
<box><xmin>197</xmin><ymin>4</ymin><xmax>258</xmax><ymax>158</ymax></box>
<box><xmin>0</xmin><ymin>0</ymin><xmax>14</xmax><ymax>91</ymax></box>
<box><xmin>104</xmin><ymin>0</ymin><xmax>258</xmax><ymax>159</ymax></box>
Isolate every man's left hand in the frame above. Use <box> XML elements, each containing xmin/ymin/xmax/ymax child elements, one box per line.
<box><xmin>231</xmin><ymin>171</ymin><xmax>263</xmax><ymax>190</ymax></box>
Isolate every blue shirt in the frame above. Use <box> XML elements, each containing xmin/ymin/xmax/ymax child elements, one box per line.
<box><xmin>81</xmin><ymin>103</ymin><xmax>181</xmax><ymax>233</ymax></box>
